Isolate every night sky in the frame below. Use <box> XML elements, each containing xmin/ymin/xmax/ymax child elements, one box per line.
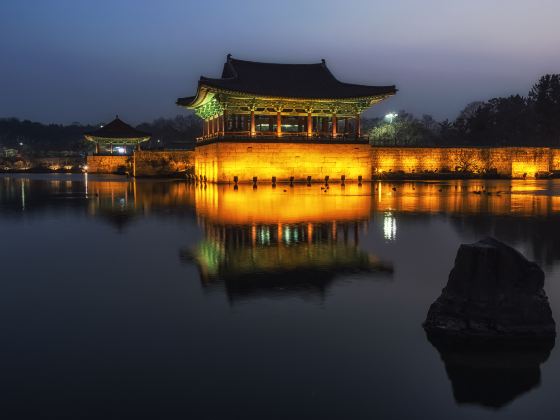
<box><xmin>1</xmin><ymin>0</ymin><xmax>559</xmax><ymax>124</ymax></box>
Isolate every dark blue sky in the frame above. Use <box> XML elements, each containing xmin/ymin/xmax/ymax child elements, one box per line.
<box><xmin>1</xmin><ymin>0</ymin><xmax>559</xmax><ymax>124</ymax></box>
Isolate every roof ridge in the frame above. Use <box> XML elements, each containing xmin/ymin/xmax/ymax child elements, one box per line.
<box><xmin>229</xmin><ymin>56</ymin><xmax>325</xmax><ymax>67</ymax></box>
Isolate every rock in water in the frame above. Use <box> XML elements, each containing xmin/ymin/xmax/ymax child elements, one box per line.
<box><xmin>424</xmin><ymin>237</ymin><xmax>556</xmax><ymax>339</ymax></box>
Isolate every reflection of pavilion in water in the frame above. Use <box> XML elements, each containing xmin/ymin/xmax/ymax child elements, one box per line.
<box><xmin>183</xmin><ymin>184</ymin><xmax>392</xmax><ymax>301</ymax></box>
<box><xmin>4</xmin><ymin>176</ymin><xmax>560</xmax><ymax>265</ymax></box>
<box><xmin>85</xmin><ymin>177</ymin><xmax>196</xmax><ymax>230</ymax></box>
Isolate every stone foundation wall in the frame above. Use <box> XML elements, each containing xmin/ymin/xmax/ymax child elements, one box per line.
<box><xmin>195</xmin><ymin>141</ymin><xmax>372</xmax><ymax>183</ymax></box>
<box><xmin>371</xmin><ymin>147</ymin><xmax>552</xmax><ymax>178</ymax></box>
<box><xmin>86</xmin><ymin>155</ymin><xmax>131</xmax><ymax>174</ymax></box>
<box><xmin>86</xmin><ymin>145</ymin><xmax>560</xmax><ymax>180</ymax></box>
<box><xmin>550</xmin><ymin>149</ymin><xmax>560</xmax><ymax>171</ymax></box>
<box><xmin>133</xmin><ymin>151</ymin><xmax>194</xmax><ymax>177</ymax></box>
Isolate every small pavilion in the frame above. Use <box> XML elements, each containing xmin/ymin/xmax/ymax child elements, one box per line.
<box><xmin>84</xmin><ymin>116</ymin><xmax>151</xmax><ymax>154</ymax></box>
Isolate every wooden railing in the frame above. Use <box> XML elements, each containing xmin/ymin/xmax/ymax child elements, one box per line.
<box><xmin>196</xmin><ymin>131</ymin><xmax>367</xmax><ymax>143</ymax></box>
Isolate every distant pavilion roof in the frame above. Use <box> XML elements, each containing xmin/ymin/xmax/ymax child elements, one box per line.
<box><xmin>84</xmin><ymin>116</ymin><xmax>151</xmax><ymax>143</ymax></box>
<box><xmin>177</xmin><ymin>55</ymin><xmax>397</xmax><ymax>107</ymax></box>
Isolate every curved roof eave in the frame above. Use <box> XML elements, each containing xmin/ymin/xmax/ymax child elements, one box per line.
<box><xmin>189</xmin><ymin>83</ymin><xmax>396</xmax><ymax>103</ymax></box>
<box><xmin>176</xmin><ymin>82</ymin><xmax>217</xmax><ymax>108</ymax></box>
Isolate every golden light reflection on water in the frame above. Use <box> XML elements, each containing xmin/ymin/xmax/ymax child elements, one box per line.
<box><xmin>371</xmin><ymin>180</ymin><xmax>560</xmax><ymax>216</ymax></box>
<box><xmin>4</xmin><ymin>176</ymin><xmax>560</xmax><ymax>221</ymax></box>
<box><xmin>194</xmin><ymin>183</ymin><xmax>372</xmax><ymax>225</ymax></box>
<box><xmin>4</xmin><ymin>175</ymin><xmax>560</xmax><ymax>295</ymax></box>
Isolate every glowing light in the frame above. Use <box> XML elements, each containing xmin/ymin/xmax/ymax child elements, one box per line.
<box><xmin>21</xmin><ymin>180</ymin><xmax>25</xmax><ymax>211</ymax></box>
<box><xmin>383</xmin><ymin>212</ymin><xmax>396</xmax><ymax>241</ymax></box>
<box><xmin>384</xmin><ymin>113</ymin><xmax>398</xmax><ymax>123</ymax></box>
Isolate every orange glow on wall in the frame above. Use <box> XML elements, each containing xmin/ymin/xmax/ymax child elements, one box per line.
<box><xmin>195</xmin><ymin>142</ymin><xmax>372</xmax><ymax>183</ymax></box>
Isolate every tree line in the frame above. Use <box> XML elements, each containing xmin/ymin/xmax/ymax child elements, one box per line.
<box><xmin>366</xmin><ymin>74</ymin><xmax>560</xmax><ymax>147</ymax></box>
<box><xmin>0</xmin><ymin>115</ymin><xmax>201</xmax><ymax>156</ymax></box>
<box><xmin>1</xmin><ymin>74</ymin><xmax>559</xmax><ymax>153</ymax></box>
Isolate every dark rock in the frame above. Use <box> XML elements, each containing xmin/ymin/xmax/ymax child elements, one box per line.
<box><xmin>424</xmin><ymin>237</ymin><xmax>556</xmax><ymax>339</ymax></box>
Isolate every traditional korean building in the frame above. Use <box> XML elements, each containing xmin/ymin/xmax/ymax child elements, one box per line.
<box><xmin>177</xmin><ymin>55</ymin><xmax>396</xmax><ymax>183</ymax></box>
<box><xmin>85</xmin><ymin>115</ymin><xmax>151</xmax><ymax>155</ymax></box>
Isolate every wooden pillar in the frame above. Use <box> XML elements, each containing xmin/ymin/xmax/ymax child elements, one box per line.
<box><xmin>95</xmin><ymin>142</ymin><xmax>99</xmax><ymax>154</ymax></box>
<box><xmin>109</xmin><ymin>143</ymin><xmax>113</xmax><ymax>154</ymax></box>
<box><xmin>222</xmin><ymin>111</ymin><xmax>227</xmax><ymax>135</ymax></box>
<box><xmin>355</xmin><ymin>114</ymin><xmax>361</xmax><ymax>139</ymax></box>
<box><xmin>250</xmin><ymin>110</ymin><xmax>256</xmax><ymax>137</ymax></box>
<box><xmin>307</xmin><ymin>112</ymin><xmax>312</xmax><ymax>137</ymax></box>
<box><xmin>332</xmin><ymin>114</ymin><xmax>337</xmax><ymax>138</ymax></box>
<box><xmin>203</xmin><ymin>119</ymin><xmax>208</xmax><ymax>138</ymax></box>
<box><xmin>276</xmin><ymin>111</ymin><xmax>282</xmax><ymax>137</ymax></box>
<box><xmin>344</xmin><ymin>117</ymin><xmax>348</xmax><ymax>135</ymax></box>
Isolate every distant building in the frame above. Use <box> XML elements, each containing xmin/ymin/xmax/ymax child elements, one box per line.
<box><xmin>1</xmin><ymin>148</ymin><xmax>18</xmax><ymax>158</ymax></box>
<box><xmin>176</xmin><ymin>55</ymin><xmax>396</xmax><ymax>183</ymax></box>
<box><xmin>84</xmin><ymin>116</ymin><xmax>151</xmax><ymax>155</ymax></box>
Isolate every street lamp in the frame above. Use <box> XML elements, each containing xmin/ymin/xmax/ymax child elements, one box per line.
<box><xmin>385</xmin><ymin>112</ymin><xmax>398</xmax><ymax>124</ymax></box>
<box><xmin>384</xmin><ymin>113</ymin><xmax>399</xmax><ymax>146</ymax></box>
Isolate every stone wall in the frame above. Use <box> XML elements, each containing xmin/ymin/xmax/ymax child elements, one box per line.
<box><xmin>195</xmin><ymin>141</ymin><xmax>372</xmax><ymax>183</ymax></box>
<box><xmin>86</xmin><ymin>145</ymin><xmax>560</xmax><ymax>180</ymax></box>
<box><xmin>550</xmin><ymin>149</ymin><xmax>560</xmax><ymax>171</ymax></box>
<box><xmin>86</xmin><ymin>155</ymin><xmax>131</xmax><ymax>174</ymax></box>
<box><xmin>371</xmin><ymin>147</ymin><xmax>552</xmax><ymax>178</ymax></box>
<box><xmin>133</xmin><ymin>151</ymin><xmax>194</xmax><ymax>177</ymax></box>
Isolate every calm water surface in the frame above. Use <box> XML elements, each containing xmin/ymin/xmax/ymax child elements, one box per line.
<box><xmin>1</xmin><ymin>174</ymin><xmax>560</xmax><ymax>419</ymax></box>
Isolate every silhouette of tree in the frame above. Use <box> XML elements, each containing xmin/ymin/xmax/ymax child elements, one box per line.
<box><xmin>460</xmin><ymin>96</ymin><xmax>533</xmax><ymax>146</ymax></box>
<box><xmin>137</xmin><ymin>114</ymin><xmax>201</xmax><ymax>149</ymax></box>
<box><xmin>528</xmin><ymin>74</ymin><xmax>560</xmax><ymax>145</ymax></box>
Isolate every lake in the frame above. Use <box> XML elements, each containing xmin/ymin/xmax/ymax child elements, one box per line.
<box><xmin>1</xmin><ymin>174</ymin><xmax>559</xmax><ymax>419</ymax></box>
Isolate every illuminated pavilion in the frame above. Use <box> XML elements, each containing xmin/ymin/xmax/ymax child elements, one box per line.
<box><xmin>178</xmin><ymin>55</ymin><xmax>396</xmax><ymax>141</ymax></box>
<box><xmin>177</xmin><ymin>55</ymin><xmax>396</xmax><ymax>183</ymax></box>
<box><xmin>85</xmin><ymin>116</ymin><xmax>151</xmax><ymax>155</ymax></box>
